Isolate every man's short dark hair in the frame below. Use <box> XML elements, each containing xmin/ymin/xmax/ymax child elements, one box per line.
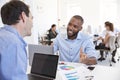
<box><xmin>1</xmin><ymin>0</ymin><xmax>30</xmax><ymax>25</ymax></box>
<box><xmin>73</xmin><ymin>15</ymin><xmax>84</xmax><ymax>24</ymax></box>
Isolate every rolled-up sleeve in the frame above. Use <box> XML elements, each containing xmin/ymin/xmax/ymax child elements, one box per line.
<box><xmin>83</xmin><ymin>39</ymin><xmax>98</xmax><ymax>59</ymax></box>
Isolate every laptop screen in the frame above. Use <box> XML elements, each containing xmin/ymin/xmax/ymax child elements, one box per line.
<box><xmin>31</xmin><ymin>53</ymin><xmax>59</xmax><ymax>79</ymax></box>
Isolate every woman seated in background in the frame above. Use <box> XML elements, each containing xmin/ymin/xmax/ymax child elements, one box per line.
<box><xmin>47</xmin><ymin>24</ymin><xmax>58</xmax><ymax>45</ymax></box>
<box><xmin>96</xmin><ymin>21</ymin><xmax>116</xmax><ymax>62</ymax></box>
<box><xmin>48</xmin><ymin>24</ymin><xmax>58</xmax><ymax>40</ymax></box>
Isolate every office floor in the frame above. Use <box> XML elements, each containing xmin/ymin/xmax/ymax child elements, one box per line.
<box><xmin>97</xmin><ymin>48</ymin><xmax>120</xmax><ymax>68</ymax></box>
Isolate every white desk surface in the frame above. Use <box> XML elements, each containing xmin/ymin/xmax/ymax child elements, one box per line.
<box><xmin>27</xmin><ymin>62</ymin><xmax>120</xmax><ymax>80</ymax></box>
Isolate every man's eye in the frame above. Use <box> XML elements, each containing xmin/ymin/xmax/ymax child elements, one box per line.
<box><xmin>69</xmin><ymin>23</ymin><xmax>71</xmax><ymax>26</ymax></box>
<box><xmin>74</xmin><ymin>26</ymin><xmax>77</xmax><ymax>28</ymax></box>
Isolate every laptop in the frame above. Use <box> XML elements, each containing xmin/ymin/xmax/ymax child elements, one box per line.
<box><xmin>28</xmin><ymin>53</ymin><xmax>59</xmax><ymax>80</ymax></box>
<box><xmin>28</xmin><ymin>44</ymin><xmax>54</xmax><ymax>66</ymax></box>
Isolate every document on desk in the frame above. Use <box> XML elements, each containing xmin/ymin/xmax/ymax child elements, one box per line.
<box><xmin>59</xmin><ymin>69</ymin><xmax>80</xmax><ymax>80</ymax></box>
<box><xmin>57</xmin><ymin>62</ymin><xmax>120</xmax><ymax>80</ymax></box>
<box><xmin>58</xmin><ymin>65</ymin><xmax>89</xmax><ymax>80</ymax></box>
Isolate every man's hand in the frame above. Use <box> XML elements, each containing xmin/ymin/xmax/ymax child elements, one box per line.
<box><xmin>80</xmin><ymin>48</ymin><xmax>97</xmax><ymax>65</ymax></box>
<box><xmin>80</xmin><ymin>48</ymin><xmax>87</xmax><ymax>63</ymax></box>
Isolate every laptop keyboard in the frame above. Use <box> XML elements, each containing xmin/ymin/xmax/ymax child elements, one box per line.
<box><xmin>28</xmin><ymin>74</ymin><xmax>53</xmax><ymax>80</ymax></box>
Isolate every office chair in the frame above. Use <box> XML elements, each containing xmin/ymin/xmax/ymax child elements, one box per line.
<box><xmin>95</xmin><ymin>36</ymin><xmax>116</xmax><ymax>66</ymax></box>
<box><xmin>107</xmin><ymin>36</ymin><xmax>116</xmax><ymax>66</ymax></box>
<box><xmin>116</xmin><ymin>34</ymin><xmax>120</xmax><ymax>61</ymax></box>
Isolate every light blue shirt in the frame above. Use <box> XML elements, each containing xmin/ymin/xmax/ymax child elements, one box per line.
<box><xmin>54</xmin><ymin>31</ymin><xmax>98</xmax><ymax>62</ymax></box>
<box><xmin>0</xmin><ymin>25</ymin><xmax>28</xmax><ymax>80</ymax></box>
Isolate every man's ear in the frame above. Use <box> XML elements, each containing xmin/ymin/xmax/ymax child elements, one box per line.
<box><xmin>19</xmin><ymin>12</ymin><xmax>26</xmax><ymax>23</ymax></box>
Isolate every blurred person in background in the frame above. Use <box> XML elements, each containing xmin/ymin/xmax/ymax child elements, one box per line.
<box><xmin>96</xmin><ymin>21</ymin><xmax>116</xmax><ymax>63</ymax></box>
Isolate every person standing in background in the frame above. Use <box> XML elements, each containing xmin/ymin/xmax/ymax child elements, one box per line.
<box><xmin>0</xmin><ymin>1</ymin><xmax>33</xmax><ymax>80</ymax></box>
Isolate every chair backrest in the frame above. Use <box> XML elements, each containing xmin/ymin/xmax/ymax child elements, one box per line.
<box><xmin>28</xmin><ymin>44</ymin><xmax>54</xmax><ymax>66</ymax></box>
<box><xmin>116</xmin><ymin>34</ymin><xmax>120</xmax><ymax>47</ymax></box>
<box><xmin>108</xmin><ymin>36</ymin><xmax>116</xmax><ymax>52</ymax></box>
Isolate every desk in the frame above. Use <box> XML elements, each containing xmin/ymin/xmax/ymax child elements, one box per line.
<box><xmin>27</xmin><ymin>62</ymin><xmax>120</xmax><ymax>80</ymax></box>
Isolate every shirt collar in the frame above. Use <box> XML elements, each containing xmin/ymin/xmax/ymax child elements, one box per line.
<box><xmin>65</xmin><ymin>31</ymin><xmax>82</xmax><ymax>40</ymax></box>
<box><xmin>3</xmin><ymin>25</ymin><xmax>27</xmax><ymax>46</ymax></box>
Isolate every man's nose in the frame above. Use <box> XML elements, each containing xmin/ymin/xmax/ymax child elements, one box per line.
<box><xmin>69</xmin><ymin>25</ymin><xmax>73</xmax><ymax>30</ymax></box>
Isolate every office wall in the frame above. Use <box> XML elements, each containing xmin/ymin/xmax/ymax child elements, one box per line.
<box><xmin>117</xmin><ymin>0</ymin><xmax>120</xmax><ymax>27</ymax></box>
<box><xmin>58</xmin><ymin>0</ymin><xmax>100</xmax><ymax>34</ymax></box>
<box><xmin>32</xmin><ymin>0</ymin><xmax>58</xmax><ymax>35</ymax></box>
<box><xmin>100</xmin><ymin>0</ymin><xmax>119</xmax><ymax>29</ymax></box>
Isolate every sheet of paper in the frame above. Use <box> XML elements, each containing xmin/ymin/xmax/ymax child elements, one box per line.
<box><xmin>58</xmin><ymin>65</ymin><xmax>89</xmax><ymax>80</ymax></box>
